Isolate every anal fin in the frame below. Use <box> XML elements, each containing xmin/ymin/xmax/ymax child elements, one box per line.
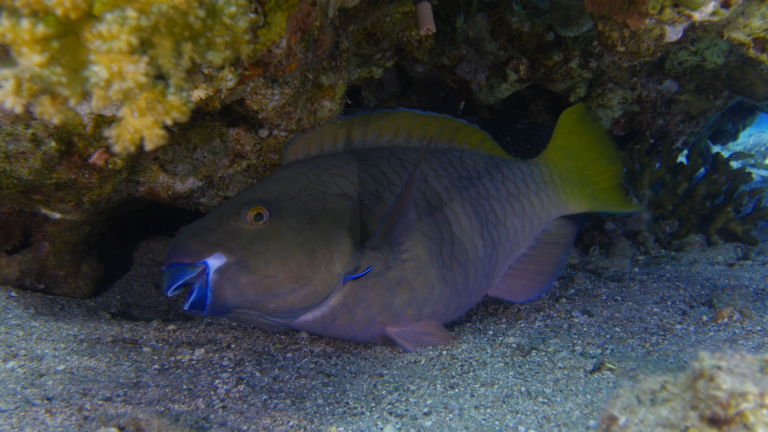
<box><xmin>488</xmin><ymin>217</ymin><xmax>580</xmax><ymax>303</ymax></box>
<box><xmin>384</xmin><ymin>320</ymin><xmax>457</xmax><ymax>352</ymax></box>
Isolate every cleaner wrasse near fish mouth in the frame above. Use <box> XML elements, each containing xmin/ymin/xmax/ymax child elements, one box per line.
<box><xmin>162</xmin><ymin>104</ymin><xmax>642</xmax><ymax>352</ymax></box>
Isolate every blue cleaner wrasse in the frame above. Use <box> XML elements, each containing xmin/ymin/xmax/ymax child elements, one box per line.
<box><xmin>162</xmin><ymin>104</ymin><xmax>642</xmax><ymax>352</ymax></box>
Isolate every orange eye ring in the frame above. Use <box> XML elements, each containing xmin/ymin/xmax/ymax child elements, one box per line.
<box><xmin>246</xmin><ymin>206</ymin><xmax>269</xmax><ymax>226</ymax></box>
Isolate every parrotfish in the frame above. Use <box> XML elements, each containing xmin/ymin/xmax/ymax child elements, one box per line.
<box><xmin>162</xmin><ymin>104</ymin><xmax>641</xmax><ymax>352</ymax></box>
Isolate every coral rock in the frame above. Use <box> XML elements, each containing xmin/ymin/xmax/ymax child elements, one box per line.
<box><xmin>601</xmin><ymin>351</ymin><xmax>768</xmax><ymax>432</ymax></box>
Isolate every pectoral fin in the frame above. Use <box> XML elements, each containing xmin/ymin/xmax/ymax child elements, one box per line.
<box><xmin>488</xmin><ymin>217</ymin><xmax>580</xmax><ymax>303</ymax></box>
<box><xmin>364</xmin><ymin>143</ymin><xmax>431</xmax><ymax>258</ymax></box>
<box><xmin>384</xmin><ymin>320</ymin><xmax>457</xmax><ymax>352</ymax></box>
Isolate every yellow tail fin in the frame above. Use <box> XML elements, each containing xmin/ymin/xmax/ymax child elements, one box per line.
<box><xmin>537</xmin><ymin>104</ymin><xmax>642</xmax><ymax>214</ymax></box>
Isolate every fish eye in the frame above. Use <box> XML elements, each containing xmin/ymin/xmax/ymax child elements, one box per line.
<box><xmin>246</xmin><ymin>206</ymin><xmax>270</xmax><ymax>226</ymax></box>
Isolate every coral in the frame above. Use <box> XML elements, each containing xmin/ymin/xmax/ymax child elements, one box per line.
<box><xmin>346</xmin><ymin>1</ymin><xmax>432</xmax><ymax>83</ymax></box>
<box><xmin>346</xmin><ymin>0</ymin><xmax>763</xmax><ymax>139</ymax></box>
<box><xmin>0</xmin><ymin>108</ymin><xmax>131</xmax><ymax>217</ymax></box>
<box><xmin>250</xmin><ymin>0</ymin><xmax>302</xmax><ymax>55</ymax></box>
<box><xmin>584</xmin><ymin>0</ymin><xmax>651</xmax><ymax>31</ymax></box>
<box><xmin>0</xmin><ymin>0</ymin><xmax>362</xmax><ymax>297</ymax></box>
<box><xmin>439</xmin><ymin>1</ymin><xmax>599</xmax><ymax>106</ymax></box>
<box><xmin>601</xmin><ymin>351</ymin><xmax>768</xmax><ymax>432</ymax></box>
<box><xmin>0</xmin><ymin>0</ymin><xmax>367</xmax><ymax>154</ymax></box>
<box><xmin>415</xmin><ymin>0</ymin><xmax>436</xmax><ymax>36</ymax></box>
<box><xmin>0</xmin><ymin>0</ymin><xmax>256</xmax><ymax>153</ymax></box>
<box><xmin>664</xmin><ymin>33</ymin><xmax>729</xmax><ymax>74</ymax></box>
<box><xmin>451</xmin><ymin>11</ymin><xmax>535</xmax><ymax>105</ymax></box>
<box><xmin>0</xmin><ymin>105</ymin><xmax>286</xmax><ymax>298</ymax></box>
<box><xmin>2</xmin><ymin>0</ymin><xmax>768</xmax><ymax>301</ymax></box>
<box><xmin>625</xmin><ymin>138</ymin><xmax>768</xmax><ymax>246</ymax></box>
<box><xmin>723</xmin><ymin>0</ymin><xmax>768</xmax><ymax>49</ymax></box>
<box><xmin>584</xmin><ymin>0</ymin><xmax>741</xmax><ymax>64</ymax></box>
<box><xmin>719</xmin><ymin>45</ymin><xmax>768</xmax><ymax>102</ymax></box>
<box><xmin>549</xmin><ymin>0</ymin><xmax>594</xmax><ymax>37</ymax></box>
<box><xmin>0</xmin><ymin>210</ymin><xmax>106</xmax><ymax>298</ymax></box>
<box><xmin>705</xmin><ymin>102</ymin><xmax>761</xmax><ymax>146</ymax></box>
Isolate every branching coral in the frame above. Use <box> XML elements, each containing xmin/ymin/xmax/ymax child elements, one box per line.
<box><xmin>0</xmin><ymin>0</ymin><xmax>255</xmax><ymax>154</ymax></box>
<box><xmin>625</xmin><ymin>138</ymin><xmax>768</xmax><ymax>246</ymax></box>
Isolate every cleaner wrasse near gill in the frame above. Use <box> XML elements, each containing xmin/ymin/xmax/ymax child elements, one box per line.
<box><xmin>162</xmin><ymin>104</ymin><xmax>642</xmax><ymax>352</ymax></box>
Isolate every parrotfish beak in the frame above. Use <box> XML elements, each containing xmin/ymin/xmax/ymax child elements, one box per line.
<box><xmin>162</xmin><ymin>252</ymin><xmax>227</xmax><ymax>315</ymax></box>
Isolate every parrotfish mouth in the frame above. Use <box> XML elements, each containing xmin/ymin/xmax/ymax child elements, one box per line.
<box><xmin>162</xmin><ymin>252</ymin><xmax>227</xmax><ymax>314</ymax></box>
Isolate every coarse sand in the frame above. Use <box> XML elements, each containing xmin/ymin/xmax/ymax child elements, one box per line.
<box><xmin>1</xmin><ymin>229</ymin><xmax>766</xmax><ymax>431</ymax></box>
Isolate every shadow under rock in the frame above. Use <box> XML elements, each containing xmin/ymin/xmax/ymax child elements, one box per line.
<box><xmin>91</xmin><ymin>235</ymin><xmax>198</xmax><ymax>323</ymax></box>
<box><xmin>92</xmin><ymin>200</ymin><xmax>204</xmax><ymax>322</ymax></box>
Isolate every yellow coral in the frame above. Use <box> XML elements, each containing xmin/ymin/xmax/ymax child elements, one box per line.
<box><xmin>0</xmin><ymin>0</ymin><xmax>255</xmax><ymax>153</ymax></box>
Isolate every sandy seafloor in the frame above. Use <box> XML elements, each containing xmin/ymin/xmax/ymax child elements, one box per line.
<box><xmin>1</xmin><ymin>227</ymin><xmax>767</xmax><ymax>432</ymax></box>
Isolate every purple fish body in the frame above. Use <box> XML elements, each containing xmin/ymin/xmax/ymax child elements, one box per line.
<box><xmin>163</xmin><ymin>105</ymin><xmax>640</xmax><ymax>351</ymax></box>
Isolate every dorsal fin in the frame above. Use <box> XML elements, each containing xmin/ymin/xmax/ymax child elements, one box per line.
<box><xmin>283</xmin><ymin>109</ymin><xmax>514</xmax><ymax>164</ymax></box>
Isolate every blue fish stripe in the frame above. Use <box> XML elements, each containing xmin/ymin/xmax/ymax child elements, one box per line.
<box><xmin>342</xmin><ymin>266</ymin><xmax>374</xmax><ymax>284</ymax></box>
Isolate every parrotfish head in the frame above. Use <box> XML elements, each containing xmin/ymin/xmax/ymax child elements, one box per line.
<box><xmin>162</xmin><ymin>164</ymin><xmax>359</xmax><ymax>331</ymax></box>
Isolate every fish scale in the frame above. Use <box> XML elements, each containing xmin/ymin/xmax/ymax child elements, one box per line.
<box><xmin>286</xmin><ymin>148</ymin><xmax>567</xmax><ymax>342</ymax></box>
<box><xmin>162</xmin><ymin>105</ymin><xmax>641</xmax><ymax>352</ymax></box>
